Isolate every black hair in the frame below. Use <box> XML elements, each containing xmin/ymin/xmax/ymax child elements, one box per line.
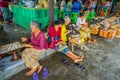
<box><xmin>79</xmin><ymin>13</ymin><xmax>84</xmax><ymax>17</ymax></box>
<box><xmin>58</xmin><ymin>18</ymin><xmax>65</xmax><ymax>25</ymax></box>
<box><xmin>54</xmin><ymin>20</ymin><xmax>59</xmax><ymax>25</ymax></box>
<box><xmin>65</xmin><ymin>0</ymin><xmax>69</xmax><ymax>3</ymax></box>
<box><xmin>74</xmin><ymin>0</ymin><xmax>78</xmax><ymax>2</ymax></box>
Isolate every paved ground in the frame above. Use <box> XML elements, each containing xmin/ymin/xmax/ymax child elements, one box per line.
<box><xmin>0</xmin><ymin>22</ymin><xmax>120</xmax><ymax>80</ymax></box>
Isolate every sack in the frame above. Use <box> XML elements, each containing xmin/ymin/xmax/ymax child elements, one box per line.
<box><xmin>91</xmin><ymin>27</ymin><xmax>99</xmax><ymax>34</ymax></box>
<box><xmin>99</xmin><ymin>30</ymin><xmax>108</xmax><ymax>38</ymax></box>
<box><xmin>116</xmin><ymin>29</ymin><xmax>120</xmax><ymax>36</ymax></box>
<box><xmin>103</xmin><ymin>30</ymin><xmax>109</xmax><ymax>38</ymax></box>
<box><xmin>99</xmin><ymin>30</ymin><xmax>104</xmax><ymax>37</ymax></box>
<box><xmin>107</xmin><ymin>30</ymin><xmax>116</xmax><ymax>39</ymax></box>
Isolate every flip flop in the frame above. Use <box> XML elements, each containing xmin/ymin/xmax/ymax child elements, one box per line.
<box><xmin>61</xmin><ymin>59</ymin><xmax>70</xmax><ymax>66</ymax></box>
<box><xmin>74</xmin><ymin>63</ymin><xmax>85</xmax><ymax>70</ymax></box>
<box><xmin>32</xmin><ymin>72</ymin><xmax>41</xmax><ymax>80</ymax></box>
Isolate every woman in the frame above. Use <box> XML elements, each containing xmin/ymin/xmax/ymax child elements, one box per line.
<box><xmin>105</xmin><ymin>0</ymin><xmax>111</xmax><ymax>10</ymax></box>
<box><xmin>76</xmin><ymin>13</ymin><xmax>86</xmax><ymax>31</ymax></box>
<box><xmin>48</xmin><ymin>19</ymin><xmax>83</xmax><ymax>63</ymax></box>
<box><xmin>48</xmin><ymin>20</ymin><xmax>62</xmax><ymax>49</ymax></box>
<box><xmin>61</xmin><ymin>16</ymin><xmax>71</xmax><ymax>42</ymax></box>
<box><xmin>88</xmin><ymin>0</ymin><xmax>97</xmax><ymax>10</ymax></box>
<box><xmin>60</xmin><ymin>0</ymin><xmax>65</xmax><ymax>11</ymax></box>
<box><xmin>0</xmin><ymin>0</ymin><xmax>12</xmax><ymax>23</ymax></box>
<box><xmin>63</xmin><ymin>0</ymin><xmax>73</xmax><ymax>17</ymax></box>
<box><xmin>79</xmin><ymin>22</ymin><xmax>96</xmax><ymax>44</ymax></box>
<box><xmin>21</xmin><ymin>21</ymin><xmax>48</xmax><ymax>76</ymax></box>
<box><xmin>72</xmin><ymin>0</ymin><xmax>82</xmax><ymax>13</ymax></box>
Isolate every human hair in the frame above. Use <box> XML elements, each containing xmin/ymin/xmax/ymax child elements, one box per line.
<box><xmin>54</xmin><ymin>20</ymin><xmax>61</xmax><ymax>25</ymax></box>
<box><xmin>65</xmin><ymin>0</ymin><xmax>69</xmax><ymax>3</ymax></box>
<box><xmin>73</xmin><ymin>0</ymin><xmax>78</xmax><ymax>2</ymax></box>
<box><xmin>58</xmin><ymin>18</ymin><xmax>65</xmax><ymax>25</ymax></box>
<box><xmin>79</xmin><ymin>13</ymin><xmax>84</xmax><ymax>17</ymax></box>
<box><xmin>64</xmin><ymin>16</ymin><xmax>71</xmax><ymax>22</ymax></box>
<box><xmin>30</xmin><ymin>21</ymin><xmax>41</xmax><ymax>29</ymax></box>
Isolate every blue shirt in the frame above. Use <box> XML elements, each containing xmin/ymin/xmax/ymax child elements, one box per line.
<box><xmin>72</xmin><ymin>1</ymin><xmax>82</xmax><ymax>13</ymax></box>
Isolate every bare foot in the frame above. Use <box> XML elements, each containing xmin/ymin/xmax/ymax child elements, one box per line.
<box><xmin>76</xmin><ymin>55</ymin><xmax>84</xmax><ymax>59</ymax></box>
<box><xmin>37</xmin><ymin>65</ymin><xmax>43</xmax><ymax>73</ymax></box>
<box><xmin>25</xmin><ymin>68</ymin><xmax>37</xmax><ymax>76</ymax></box>
<box><xmin>74</xmin><ymin>56</ymin><xmax>84</xmax><ymax>63</ymax></box>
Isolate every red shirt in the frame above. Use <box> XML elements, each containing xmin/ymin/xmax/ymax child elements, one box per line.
<box><xmin>48</xmin><ymin>26</ymin><xmax>62</xmax><ymax>49</ymax></box>
<box><xmin>0</xmin><ymin>0</ymin><xmax>9</xmax><ymax>7</ymax></box>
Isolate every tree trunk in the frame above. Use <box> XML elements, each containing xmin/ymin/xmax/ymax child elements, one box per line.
<box><xmin>49</xmin><ymin>0</ymin><xmax>54</xmax><ymax>27</ymax></box>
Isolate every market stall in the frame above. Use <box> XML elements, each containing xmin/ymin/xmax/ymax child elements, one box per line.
<box><xmin>11</xmin><ymin>5</ymin><xmax>58</xmax><ymax>29</ymax></box>
<box><xmin>90</xmin><ymin>16</ymin><xmax>120</xmax><ymax>39</ymax></box>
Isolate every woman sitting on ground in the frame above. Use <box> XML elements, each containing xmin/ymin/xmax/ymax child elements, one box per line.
<box><xmin>79</xmin><ymin>22</ymin><xmax>96</xmax><ymax>44</ymax></box>
<box><xmin>63</xmin><ymin>0</ymin><xmax>73</xmax><ymax>17</ymax></box>
<box><xmin>21</xmin><ymin>21</ymin><xmax>48</xmax><ymax>76</ymax></box>
<box><xmin>61</xmin><ymin>16</ymin><xmax>71</xmax><ymax>42</ymax></box>
<box><xmin>48</xmin><ymin>19</ymin><xmax>83</xmax><ymax>63</ymax></box>
<box><xmin>76</xmin><ymin>13</ymin><xmax>86</xmax><ymax>31</ymax></box>
<box><xmin>72</xmin><ymin>0</ymin><xmax>82</xmax><ymax>13</ymax></box>
<box><xmin>0</xmin><ymin>0</ymin><xmax>12</xmax><ymax>23</ymax></box>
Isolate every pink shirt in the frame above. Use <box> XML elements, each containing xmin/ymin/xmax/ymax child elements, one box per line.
<box><xmin>105</xmin><ymin>1</ymin><xmax>111</xmax><ymax>7</ymax></box>
<box><xmin>89</xmin><ymin>1</ymin><xmax>97</xmax><ymax>9</ymax></box>
<box><xmin>30</xmin><ymin>31</ymin><xmax>48</xmax><ymax>50</ymax></box>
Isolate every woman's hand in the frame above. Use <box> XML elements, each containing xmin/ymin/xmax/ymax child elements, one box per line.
<box><xmin>59</xmin><ymin>41</ymin><xmax>66</xmax><ymax>45</ymax></box>
<box><xmin>21</xmin><ymin>37</ymin><xmax>28</xmax><ymax>42</ymax></box>
<box><xmin>66</xmin><ymin>30</ymin><xmax>72</xmax><ymax>34</ymax></box>
<box><xmin>23</xmin><ymin>44</ymin><xmax>33</xmax><ymax>48</ymax></box>
<box><xmin>8</xmin><ymin>2</ymin><xmax>12</xmax><ymax>5</ymax></box>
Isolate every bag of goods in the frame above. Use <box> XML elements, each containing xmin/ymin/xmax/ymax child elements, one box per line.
<box><xmin>91</xmin><ymin>27</ymin><xmax>99</xmax><ymax>34</ymax></box>
<box><xmin>103</xmin><ymin>30</ymin><xmax>109</xmax><ymax>38</ymax></box>
<box><xmin>99</xmin><ymin>30</ymin><xmax>108</xmax><ymax>38</ymax></box>
<box><xmin>99</xmin><ymin>30</ymin><xmax>104</xmax><ymax>37</ymax></box>
<box><xmin>107</xmin><ymin>30</ymin><xmax>116</xmax><ymax>39</ymax></box>
<box><xmin>116</xmin><ymin>29</ymin><xmax>120</xmax><ymax>38</ymax></box>
<box><xmin>38</xmin><ymin>0</ymin><xmax>49</xmax><ymax>8</ymax></box>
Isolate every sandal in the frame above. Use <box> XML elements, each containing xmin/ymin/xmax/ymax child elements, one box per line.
<box><xmin>61</xmin><ymin>59</ymin><xmax>70</xmax><ymax>66</ymax></box>
<box><xmin>75</xmin><ymin>63</ymin><xmax>85</xmax><ymax>70</ymax></box>
<box><xmin>32</xmin><ymin>72</ymin><xmax>41</xmax><ymax>80</ymax></box>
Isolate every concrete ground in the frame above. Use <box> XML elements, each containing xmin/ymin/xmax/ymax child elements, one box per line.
<box><xmin>0</xmin><ymin>22</ymin><xmax>120</xmax><ymax>80</ymax></box>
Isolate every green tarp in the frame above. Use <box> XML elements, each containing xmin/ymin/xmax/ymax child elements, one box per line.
<box><xmin>12</xmin><ymin>5</ymin><xmax>59</xmax><ymax>29</ymax></box>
